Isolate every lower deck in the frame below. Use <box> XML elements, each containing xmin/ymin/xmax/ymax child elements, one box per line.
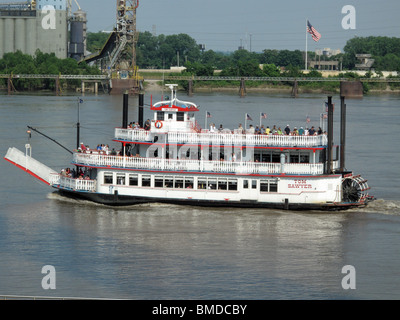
<box><xmin>51</xmin><ymin>169</ymin><xmax>346</xmax><ymax>209</ymax></box>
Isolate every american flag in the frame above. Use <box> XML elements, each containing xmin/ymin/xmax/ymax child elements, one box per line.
<box><xmin>246</xmin><ymin>113</ymin><xmax>253</xmax><ymax>121</ymax></box>
<box><xmin>206</xmin><ymin>111</ymin><xmax>212</xmax><ymax>118</ymax></box>
<box><xmin>307</xmin><ymin>21</ymin><xmax>321</xmax><ymax>42</ymax></box>
<box><xmin>261</xmin><ymin>113</ymin><xmax>267</xmax><ymax>119</ymax></box>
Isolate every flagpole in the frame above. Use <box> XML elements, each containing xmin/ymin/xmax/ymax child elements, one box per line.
<box><xmin>305</xmin><ymin>18</ymin><xmax>308</xmax><ymax>71</ymax></box>
<box><xmin>245</xmin><ymin>114</ymin><xmax>247</xmax><ymax>131</ymax></box>
<box><xmin>260</xmin><ymin>113</ymin><xmax>261</xmax><ymax>127</ymax></box>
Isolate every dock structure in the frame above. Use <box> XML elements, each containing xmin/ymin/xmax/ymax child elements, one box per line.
<box><xmin>1</xmin><ymin>73</ymin><xmax>400</xmax><ymax>96</ymax></box>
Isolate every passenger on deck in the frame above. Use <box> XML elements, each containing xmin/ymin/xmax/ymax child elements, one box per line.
<box><xmin>299</xmin><ymin>127</ymin><xmax>304</xmax><ymax>135</ymax></box>
<box><xmin>248</xmin><ymin>125</ymin><xmax>255</xmax><ymax>134</ymax></box>
<box><xmin>144</xmin><ymin>119</ymin><xmax>151</xmax><ymax>131</ymax></box>
<box><xmin>292</xmin><ymin>127</ymin><xmax>299</xmax><ymax>135</ymax></box>
<box><xmin>209</xmin><ymin>123</ymin><xmax>216</xmax><ymax>132</ymax></box>
<box><xmin>277</xmin><ymin>127</ymin><xmax>283</xmax><ymax>135</ymax></box>
<box><xmin>237</xmin><ymin>123</ymin><xmax>244</xmax><ymax>133</ymax></box>
<box><xmin>265</xmin><ymin>126</ymin><xmax>271</xmax><ymax>135</ymax></box>
<box><xmin>271</xmin><ymin>125</ymin><xmax>277</xmax><ymax>134</ymax></box>
<box><xmin>309</xmin><ymin>126</ymin><xmax>316</xmax><ymax>136</ymax></box>
<box><xmin>317</xmin><ymin>127</ymin><xmax>323</xmax><ymax>135</ymax></box>
<box><xmin>284</xmin><ymin>125</ymin><xmax>290</xmax><ymax>135</ymax></box>
<box><xmin>218</xmin><ymin>124</ymin><xmax>224</xmax><ymax>132</ymax></box>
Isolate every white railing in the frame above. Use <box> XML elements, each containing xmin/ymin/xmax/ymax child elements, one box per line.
<box><xmin>114</xmin><ymin>128</ymin><xmax>152</xmax><ymax>142</ymax></box>
<box><xmin>114</xmin><ymin>128</ymin><xmax>328</xmax><ymax>147</ymax></box>
<box><xmin>50</xmin><ymin>174</ymin><xmax>96</xmax><ymax>191</ymax></box>
<box><xmin>73</xmin><ymin>153</ymin><xmax>324</xmax><ymax>175</ymax></box>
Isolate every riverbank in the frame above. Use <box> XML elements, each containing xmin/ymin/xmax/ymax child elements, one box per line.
<box><xmin>142</xmin><ymin>80</ymin><xmax>400</xmax><ymax>95</ymax></box>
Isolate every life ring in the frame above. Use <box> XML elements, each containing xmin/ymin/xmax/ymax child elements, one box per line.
<box><xmin>155</xmin><ymin>120</ymin><xmax>163</xmax><ymax>129</ymax></box>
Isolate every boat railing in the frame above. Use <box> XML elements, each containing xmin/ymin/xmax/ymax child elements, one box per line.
<box><xmin>73</xmin><ymin>153</ymin><xmax>325</xmax><ymax>175</ymax></box>
<box><xmin>50</xmin><ymin>174</ymin><xmax>96</xmax><ymax>192</ymax></box>
<box><xmin>168</xmin><ymin>132</ymin><xmax>328</xmax><ymax>147</ymax></box>
<box><xmin>115</xmin><ymin>128</ymin><xmax>152</xmax><ymax>142</ymax></box>
<box><xmin>114</xmin><ymin>128</ymin><xmax>328</xmax><ymax>147</ymax></box>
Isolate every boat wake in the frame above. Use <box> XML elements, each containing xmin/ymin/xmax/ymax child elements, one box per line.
<box><xmin>348</xmin><ymin>198</ymin><xmax>400</xmax><ymax>215</ymax></box>
<box><xmin>46</xmin><ymin>192</ymin><xmax>185</xmax><ymax>210</ymax></box>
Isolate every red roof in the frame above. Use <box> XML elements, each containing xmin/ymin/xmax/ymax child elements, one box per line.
<box><xmin>150</xmin><ymin>104</ymin><xmax>198</xmax><ymax>112</ymax></box>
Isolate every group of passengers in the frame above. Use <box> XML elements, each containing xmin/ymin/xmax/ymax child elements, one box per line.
<box><xmin>77</xmin><ymin>142</ymin><xmax>119</xmax><ymax>156</ymax></box>
<box><xmin>210</xmin><ymin>123</ymin><xmax>325</xmax><ymax>136</ymax></box>
<box><xmin>128</xmin><ymin>119</ymin><xmax>151</xmax><ymax>131</ymax></box>
<box><xmin>60</xmin><ymin>167</ymin><xmax>91</xmax><ymax>180</ymax></box>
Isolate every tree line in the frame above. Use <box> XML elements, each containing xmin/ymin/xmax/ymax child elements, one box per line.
<box><xmin>2</xmin><ymin>33</ymin><xmax>399</xmax><ymax>91</ymax></box>
<box><xmin>0</xmin><ymin>50</ymin><xmax>100</xmax><ymax>90</ymax></box>
<box><xmin>133</xmin><ymin>31</ymin><xmax>400</xmax><ymax>75</ymax></box>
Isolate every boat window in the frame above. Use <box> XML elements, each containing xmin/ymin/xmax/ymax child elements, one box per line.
<box><xmin>104</xmin><ymin>173</ymin><xmax>113</xmax><ymax>185</ymax></box>
<box><xmin>260</xmin><ymin>180</ymin><xmax>269</xmax><ymax>192</ymax></box>
<box><xmin>174</xmin><ymin>177</ymin><xmax>183</xmax><ymax>188</ymax></box>
<box><xmin>272</xmin><ymin>153</ymin><xmax>281</xmax><ymax>163</ymax></box>
<box><xmin>185</xmin><ymin>177</ymin><xmax>194</xmax><ymax>189</ymax></box>
<box><xmin>116</xmin><ymin>174</ymin><xmax>126</xmax><ymax>185</ymax></box>
<box><xmin>300</xmin><ymin>153</ymin><xmax>310</xmax><ymax>163</ymax></box>
<box><xmin>157</xmin><ymin>111</ymin><xmax>165</xmax><ymax>121</ymax></box>
<box><xmin>218</xmin><ymin>179</ymin><xmax>227</xmax><ymax>190</ymax></box>
<box><xmin>262</xmin><ymin>153</ymin><xmax>270</xmax><ymax>163</ymax></box>
<box><xmin>243</xmin><ymin>180</ymin><xmax>249</xmax><ymax>189</ymax></box>
<box><xmin>252</xmin><ymin>180</ymin><xmax>257</xmax><ymax>189</ymax></box>
<box><xmin>129</xmin><ymin>174</ymin><xmax>138</xmax><ymax>186</ymax></box>
<box><xmin>198</xmin><ymin>179</ymin><xmax>207</xmax><ymax>190</ymax></box>
<box><xmin>168</xmin><ymin>113</ymin><xmax>173</xmax><ymax>120</ymax></box>
<box><xmin>228</xmin><ymin>180</ymin><xmax>238</xmax><ymax>191</ymax></box>
<box><xmin>177</xmin><ymin>112</ymin><xmax>184</xmax><ymax>121</ymax></box>
<box><xmin>164</xmin><ymin>177</ymin><xmax>174</xmax><ymax>188</ymax></box>
<box><xmin>155</xmin><ymin>176</ymin><xmax>163</xmax><ymax>188</ymax></box>
<box><xmin>208</xmin><ymin>180</ymin><xmax>217</xmax><ymax>190</ymax></box>
<box><xmin>142</xmin><ymin>175</ymin><xmax>151</xmax><ymax>187</ymax></box>
<box><xmin>270</xmin><ymin>182</ymin><xmax>278</xmax><ymax>193</ymax></box>
<box><xmin>290</xmin><ymin>153</ymin><xmax>300</xmax><ymax>163</ymax></box>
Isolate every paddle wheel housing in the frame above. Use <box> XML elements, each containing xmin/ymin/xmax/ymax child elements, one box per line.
<box><xmin>342</xmin><ymin>173</ymin><xmax>371</xmax><ymax>204</ymax></box>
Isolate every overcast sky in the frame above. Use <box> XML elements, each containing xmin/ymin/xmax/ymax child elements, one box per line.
<box><xmin>3</xmin><ymin>0</ymin><xmax>399</xmax><ymax>52</ymax></box>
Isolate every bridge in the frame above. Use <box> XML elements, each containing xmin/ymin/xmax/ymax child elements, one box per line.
<box><xmin>2</xmin><ymin>73</ymin><xmax>399</xmax><ymax>96</ymax></box>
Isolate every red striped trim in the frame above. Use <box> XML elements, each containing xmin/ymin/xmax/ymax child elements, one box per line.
<box><xmin>4</xmin><ymin>157</ymin><xmax>50</xmax><ymax>185</ymax></box>
<box><xmin>72</xmin><ymin>163</ymin><xmax>341</xmax><ymax>179</ymax></box>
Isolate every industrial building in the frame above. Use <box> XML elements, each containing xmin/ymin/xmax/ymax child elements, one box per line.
<box><xmin>1</xmin><ymin>0</ymin><xmax>141</xmax><ymax>95</ymax></box>
<box><xmin>0</xmin><ymin>0</ymin><xmax>86</xmax><ymax>60</ymax></box>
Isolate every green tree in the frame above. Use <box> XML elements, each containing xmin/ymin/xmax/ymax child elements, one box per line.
<box><xmin>262</xmin><ymin>64</ymin><xmax>281</xmax><ymax>77</ymax></box>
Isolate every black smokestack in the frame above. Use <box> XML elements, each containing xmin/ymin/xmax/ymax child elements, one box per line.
<box><xmin>340</xmin><ymin>96</ymin><xmax>346</xmax><ymax>172</ymax></box>
<box><xmin>327</xmin><ymin>96</ymin><xmax>334</xmax><ymax>174</ymax></box>
<box><xmin>138</xmin><ymin>93</ymin><xmax>144</xmax><ymax>128</ymax></box>
<box><xmin>122</xmin><ymin>92</ymin><xmax>128</xmax><ymax>129</ymax></box>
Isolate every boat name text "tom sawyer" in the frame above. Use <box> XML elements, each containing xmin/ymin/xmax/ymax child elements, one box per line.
<box><xmin>288</xmin><ymin>179</ymin><xmax>313</xmax><ymax>189</ymax></box>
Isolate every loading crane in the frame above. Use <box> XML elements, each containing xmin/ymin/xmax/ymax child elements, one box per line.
<box><xmin>81</xmin><ymin>0</ymin><xmax>141</xmax><ymax>94</ymax></box>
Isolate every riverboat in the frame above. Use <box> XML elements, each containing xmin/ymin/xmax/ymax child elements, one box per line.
<box><xmin>4</xmin><ymin>84</ymin><xmax>373</xmax><ymax>210</ymax></box>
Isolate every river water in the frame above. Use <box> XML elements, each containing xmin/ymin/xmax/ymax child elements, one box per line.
<box><xmin>0</xmin><ymin>90</ymin><xmax>399</xmax><ymax>300</ymax></box>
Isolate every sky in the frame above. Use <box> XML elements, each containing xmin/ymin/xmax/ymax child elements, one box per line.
<box><xmin>3</xmin><ymin>0</ymin><xmax>400</xmax><ymax>52</ymax></box>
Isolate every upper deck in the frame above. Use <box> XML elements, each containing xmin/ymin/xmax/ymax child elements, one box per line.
<box><xmin>114</xmin><ymin>128</ymin><xmax>328</xmax><ymax>148</ymax></box>
<box><xmin>116</xmin><ymin>84</ymin><xmax>328</xmax><ymax>148</ymax></box>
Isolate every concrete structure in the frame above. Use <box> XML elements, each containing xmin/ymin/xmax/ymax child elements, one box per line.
<box><xmin>0</xmin><ymin>0</ymin><xmax>68</xmax><ymax>59</ymax></box>
<box><xmin>308</xmin><ymin>60</ymin><xmax>340</xmax><ymax>71</ymax></box>
<box><xmin>355</xmin><ymin>54</ymin><xmax>375</xmax><ymax>71</ymax></box>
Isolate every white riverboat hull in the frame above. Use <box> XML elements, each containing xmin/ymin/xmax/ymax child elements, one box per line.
<box><xmin>49</xmin><ymin>168</ymin><xmax>371</xmax><ymax>211</ymax></box>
